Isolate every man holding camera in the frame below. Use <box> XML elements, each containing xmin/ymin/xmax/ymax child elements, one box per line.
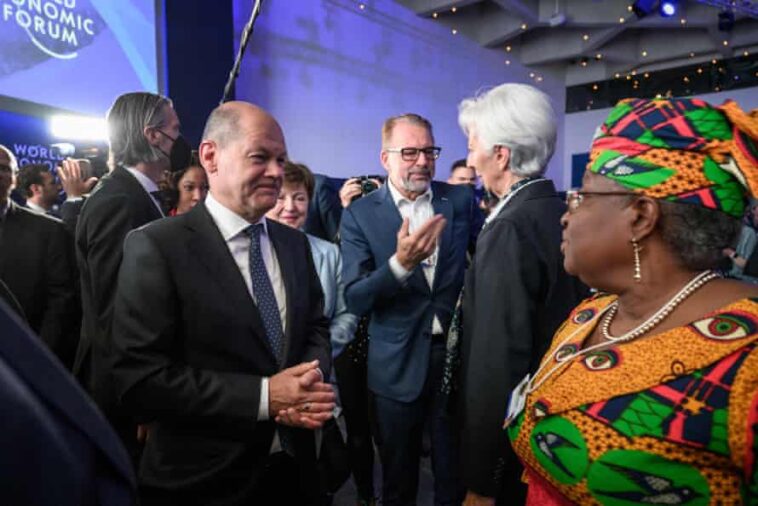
<box><xmin>340</xmin><ymin>113</ymin><xmax>477</xmax><ymax>506</ymax></box>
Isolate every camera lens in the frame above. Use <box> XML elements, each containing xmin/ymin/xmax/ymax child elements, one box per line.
<box><xmin>360</xmin><ymin>178</ymin><xmax>377</xmax><ymax>195</ymax></box>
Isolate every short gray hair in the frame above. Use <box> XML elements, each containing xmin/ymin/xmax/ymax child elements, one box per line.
<box><xmin>107</xmin><ymin>92</ymin><xmax>173</xmax><ymax>167</ymax></box>
<box><xmin>658</xmin><ymin>201</ymin><xmax>741</xmax><ymax>270</ymax></box>
<box><xmin>458</xmin><ymin>83</ymin><xmax>556</xmax><ymax>177</ymax></box>
<box><xmin>201</xmin><ymin>105</ymin><xmax>242</xmax><ymax>148</ymax></box>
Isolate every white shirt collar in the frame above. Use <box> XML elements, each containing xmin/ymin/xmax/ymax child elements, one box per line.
<box><xmin>124</xmin><ymin>166</ymin><xmax>159</xmax><ymax>194</ymax></box>
<box><xmin>387</xmin><ymin>179</ymin><xmax>433</xmax><ymax>207</ymax></box>
<box><xmin>26</xmin><ymin>200</ymin><xmax>47</xmax><ymax>214</ymax></box>
<box><xmin>204</xmin><ymin>192</ymin><xmax>268</xmax><ymax>242</ymax></box>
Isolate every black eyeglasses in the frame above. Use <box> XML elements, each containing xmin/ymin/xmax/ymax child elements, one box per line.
<box><xmin>385</xmin><ymin>146</ymin><xmax>442</xmax><ymax>162</ymax></box>
<box><xmin>565</xmin><ymin>189</ymin><xmax>636</xmax><ymax>213</ymax></box>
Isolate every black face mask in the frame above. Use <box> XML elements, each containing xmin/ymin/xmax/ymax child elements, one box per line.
<box><xmin>156</xmin><ymin>130</ymin><xmax>193</xmax><ymax>173</ymax></box>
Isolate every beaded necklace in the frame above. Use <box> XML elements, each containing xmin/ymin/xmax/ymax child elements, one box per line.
<box><xmin>600</xmin><ymin>270</ymin><xmax>719</xmax><ymax>342</ymax></box>
<box><xmin>525</xmin><ymin>270</ymin><xmax>718</xmax><ymax>396</ymax></box>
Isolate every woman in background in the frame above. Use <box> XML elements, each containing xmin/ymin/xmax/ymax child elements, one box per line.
<box><xmin>164</xmin><ymin>151</ymin><xmax>208</xmax><ymax>215</ymax></box>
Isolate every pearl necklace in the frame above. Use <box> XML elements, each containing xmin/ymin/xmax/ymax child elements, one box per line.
<box><xmin>600</xmin><ymin>270</ymin><xmax>719</xmax><ymax>343</ymax></box>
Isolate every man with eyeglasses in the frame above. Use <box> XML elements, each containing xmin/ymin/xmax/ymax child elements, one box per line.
<box><xmin>341</xmin><ymin>113</ymin><xmax>477</xmax><ymax>506</ymax></box>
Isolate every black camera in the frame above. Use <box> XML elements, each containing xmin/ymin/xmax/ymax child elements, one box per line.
<box><xmin>359</xmin><ymin>176</ymin><xmax>378</xmax><ymax>196</ymax></box>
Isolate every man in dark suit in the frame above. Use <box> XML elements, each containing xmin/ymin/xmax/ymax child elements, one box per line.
<box><xmin>457</xmin><ymin>84</ymin><xmax>588</xmax><ymax>506</ymax></box>
<box><xmin>341</xmin><ymin>113</ymin><xmax>476</xmax><ymax>506</ymax></box>
<box><xmin>111</xmin><ymin>101</ymin><xmax>335</xmax><ymax>506</ymax></box>
<box><xmin>0</xmin><ymin>297</ymin><xmax>135</xmax><ymax>505</ymax></box>
<box><xmin>16</xmin><ymin>163</ymin><xmax>62</xmax><ymax>215</ymax></box>
<box><xmin>0</xmin><ymin>160</ymin><xmax>79</xmax><ymax>368</ymax></box>
<box><xmin>74</xmin><ymin>92</ymin><xmax>186</xmax><ymax>457</ymax></box>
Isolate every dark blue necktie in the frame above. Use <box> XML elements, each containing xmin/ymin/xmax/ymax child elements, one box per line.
<box><xmin>244</xmin><ymin>223</ymin><xmax>284</xmax><ymax>365</ymax></box>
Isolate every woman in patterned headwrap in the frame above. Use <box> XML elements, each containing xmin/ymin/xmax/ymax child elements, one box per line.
<box><xmin>507</xmin><ymin>97</ymin><xmax>758</xmax><ymax>505</ymax></box>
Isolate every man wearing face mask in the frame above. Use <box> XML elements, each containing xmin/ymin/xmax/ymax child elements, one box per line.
<box><xmin>74</xmin><ymin>92</ymin><xmax>192</xmax><ymax>463</ymax></box>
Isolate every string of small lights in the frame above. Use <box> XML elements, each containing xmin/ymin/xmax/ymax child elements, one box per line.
<box><xmin>566</xmin><ymin>51</ymin><xmax>758</xmax><ymax>112</ymax></box>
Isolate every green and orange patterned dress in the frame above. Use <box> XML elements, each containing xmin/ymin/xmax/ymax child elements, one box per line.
<box><xmin>508</xmin><ymin>295</ymin><xmax>758</xmax><ymax>505</ymax></box>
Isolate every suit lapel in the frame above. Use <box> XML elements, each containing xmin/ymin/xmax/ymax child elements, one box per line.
<box><xmin>183</xmin><ymin>205</ymin><xmax>277</xmax><ymax>364</ymax></box>
<box><xmin>432</xmin><ymin>187</ymin><xmax>453</xmax><ymax>292</ymax></box>
<box><xmin>0</xmin><ymin>202</ymin><xmax>17</xmax><ymax>272</ymax></box>
<box><xmin>112</xmin><ymin>166</ymin><xmax>163</xmax><ymax>221</ymax></box>
<box><xmin>372</xmin><ymin>186</ymin><xmax>403</xmax><ymax>243</ymax></box>
<box><xmin>266</xmin><ymin>221</ymin><xmax>296</xmax><ymax>367</ymax></box>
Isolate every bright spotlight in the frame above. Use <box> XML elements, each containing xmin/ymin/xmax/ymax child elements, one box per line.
<box><xmin>49</xmin><ymin>115</ymin><xmax>108</xmax><ymax>142</ymax></box>
<box><xmin>660</xmin><ymin>1</ymin><xmax>677</xmax><ymax>17</ymax></box>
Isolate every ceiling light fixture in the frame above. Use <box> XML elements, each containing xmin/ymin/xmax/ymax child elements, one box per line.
<box><xmin>659</xmin><ymin>1</ymin><xmax>678</xmax><ymax>17</ymax></box>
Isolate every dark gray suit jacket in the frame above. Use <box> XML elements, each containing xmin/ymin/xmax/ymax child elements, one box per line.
<box><xmin>0</xmin><ymin>201</ymin><xmax>78</xmax><ymax>367</ymax></box>
<box><xmin>111</xmin><ymin>202</ymin><xmax>330</xmax><ymax>503</ymax></box>
<box><xmin>74</xmin><ymin>166</ymin><xmax>162</xmax><ymax>408</ymax></box>
<box><xmin>459</xmin><ymin>179</ymin><xmax>588</xmax><ymax>497</ymax></box>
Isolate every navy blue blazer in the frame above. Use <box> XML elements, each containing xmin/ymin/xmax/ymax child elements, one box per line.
<box><xmin>340</xmin><ymin>182</ymin><xmax>475</xmax><ymax>402</ymax></box>
<box><xmin>0</xmin><ymin>298</ymin><xmax>135</xmax><ymax>505</ymax></box>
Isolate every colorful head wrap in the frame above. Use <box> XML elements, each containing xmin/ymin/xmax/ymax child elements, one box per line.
<box><xmin>588</xmin><ymin>97</ymin><xmax>758</xmax><ymax>218</ymax></box>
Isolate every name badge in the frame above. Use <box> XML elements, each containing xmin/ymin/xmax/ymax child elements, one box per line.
<box><xmin>504</xmin><ymin>373</ymin><xmax>530</xmax><ymax>428</ymax></box>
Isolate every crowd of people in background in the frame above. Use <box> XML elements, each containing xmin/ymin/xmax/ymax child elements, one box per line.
<box><xmin>0</xmin><ymin>84</ymin><xmax>757</xmax><ymax>506</ymax></box>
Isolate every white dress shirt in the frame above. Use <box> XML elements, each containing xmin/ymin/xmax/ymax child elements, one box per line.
<box><xmin>204</xmin><ymin>193</ymin><xmax>288</xmax><ymax>422</ymax></box>
<box><xmin>386</xmin><ymin>181</ymin><xmax>443</xmax><ymax>335</ymax></box>
<box><xmin>124</xmin><ymin>166</ymin><xmax>165</xmax><ymax>217</ymax></box>
<box><xmin>25</xmin><ymin>200</ymin><xmax>47</xmax><ymax>214</ymax></box>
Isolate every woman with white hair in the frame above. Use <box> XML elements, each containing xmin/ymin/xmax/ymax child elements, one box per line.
<box><xmin>455</xmin><ymin>83</ymin><xmax>588</xmax><ymax>506</ymax></box>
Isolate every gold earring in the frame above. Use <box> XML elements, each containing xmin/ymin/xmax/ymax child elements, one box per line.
<box><xmin>631</xmin><ymin>237</ymin><xmax>642</xmax><ymax>282</ymax></box>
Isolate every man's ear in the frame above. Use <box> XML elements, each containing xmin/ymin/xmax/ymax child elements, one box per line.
<box><xmin>30</xmin><ymin>183</ymin><xmax>42</xmax><ymax>197</ymax></box>
<box><xmin>380</xmin><ymin>149</ymin><xmax>390</xmax><ymax>173</ymax></box>
<box><xmin>143</xmin><ymin>125</ymin><xmax>161</xmax><ymax>146</ymax></box>
<box><xmin>199</xmin><ymin>141</ymin><xmax>217</xmax><ymax>175</ymax></box>
<box><xmin>494</xmin><ymin>145</ymin><xmax>510</xmax><ymax>172</ymax></box>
